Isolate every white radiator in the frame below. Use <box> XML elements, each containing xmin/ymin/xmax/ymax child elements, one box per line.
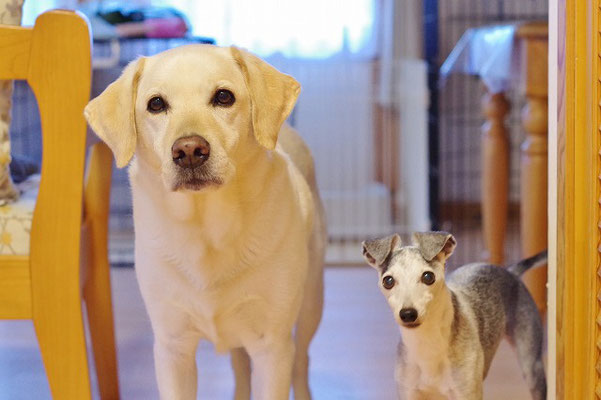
<box><xmin>267</xmin><ymin>55</ymin><xmax>430</xmax><ymax>263</ymax></box>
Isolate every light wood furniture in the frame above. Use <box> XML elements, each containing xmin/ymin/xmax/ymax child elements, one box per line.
<box><xmin>481</xmin><ymin>91</ymin><xmax>510</xmax><ymax>265</ymax></box>
<box><xmin>480</xmin><ymin>22</ymin><xmax>548</xmax><ymax>315</ymax></box>
<box><xmin>0</xmin><ymin>10</ymin><xmax>119</xmax><ymax>399</ymax></box>
<box><xmin>556</xmin><ymin>0</ymin><xmax>601</xmax><ymax>397</ymax></box>
<box><xmin>516</xmin><ymin>22</ymin><xmax>549</xmax><ymax>317</ymax></box>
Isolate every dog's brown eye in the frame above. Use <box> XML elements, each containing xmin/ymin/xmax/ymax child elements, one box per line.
<box><xmin>213</xmin><ymin>89</ymin><xmax>235</xmax><ymax>106</ymax></box>
<box><xmin>148</xmin><ymin>96</ymin><xmax>167</xmax><ymax>113</ymax></box>
<box><xmin>421</xmin><ymin>271</ymin><xmax>435</xmax><ymax>285</ymax></box>
<box><xmin>382</xmin><ymin>275</ymin><xmax>395</xmax><ymax>290</ymax></box>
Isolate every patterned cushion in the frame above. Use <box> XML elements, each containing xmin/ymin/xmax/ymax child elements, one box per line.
<box><xmin>0</xmin><ymin>174</ymin><xmax>38</xmax><ymax>255</ymax></box>
<box><xmin>0</xmin><ymin>0</ymin><xmax>25</xmax><ymax>205</ymax></box>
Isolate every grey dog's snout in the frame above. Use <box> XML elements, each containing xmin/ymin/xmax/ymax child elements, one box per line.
<box><xmin>172</xmin><ymin>135</ymin><xmax>210</xmax><ymax>168</ymax></box>
<box><xmin>399</xmin><ymin>308</ymin><xmax>418</xmax><ymax>323</ymax></box>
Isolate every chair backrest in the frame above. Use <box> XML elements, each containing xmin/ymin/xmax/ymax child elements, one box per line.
<box><xmin>0</xmin><ymin>10</ymin><xmax>91</xmax><ymax>295</ymax></box>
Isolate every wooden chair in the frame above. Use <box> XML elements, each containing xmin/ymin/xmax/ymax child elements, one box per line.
<box><xmin>0</xmin><ymin>10</ymin><xmax>119</xmax><ymax>399</ymax></box>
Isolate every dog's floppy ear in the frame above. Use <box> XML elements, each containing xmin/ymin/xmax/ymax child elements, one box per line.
<box><xmin>84</xmin><ymin>57</ymin><xmax>146</xmax><ymax>168</ymax></box>
<box><xmin>362</xmin><ymin>234</ymin><xmax>401</xmax><ymax>269</ymax></box>
<box><xmin>230</xmin><ymin>46</ymin><xmax>300</xmax><ymax>150</ymax></box>
<box><xmin>412</xmin><ymin>231</ymin><xmax>456</xmax><ymax>263</ymax></box>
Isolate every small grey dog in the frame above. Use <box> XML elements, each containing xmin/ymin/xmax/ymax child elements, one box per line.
<box><xmin>362</xmin><ymin>231</ymin><xmax>546</xmax><ymax>400</ymax></box>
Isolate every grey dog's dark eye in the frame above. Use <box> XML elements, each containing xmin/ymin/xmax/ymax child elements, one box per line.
<box><xmin>421</xmin><ymin>271</ymin><xmax>435</xmax><ymax>285</ymax></box>
<box><xmin>382</xmin><ymin>275</ymin><xmax>395</xmax><ymax>290</ymax></box>
<box><xmin>147</xmin><ymin>96</ymin><xmax>167</xmax><ymax>113</ymax></box>
<box><xmin>213</xmin><ymin>89</ymin><xmax>235</xmax><ymax>106</ymax></box>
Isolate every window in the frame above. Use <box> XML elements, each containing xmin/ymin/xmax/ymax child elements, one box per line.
<box><xmin>23</xmin><ymin>0</ymin><xmax>377</xmax><ymax>59</ymax></box>
<box><xmin>169</xmin><ymin>0</ymin><xmax>376</xmax><ymax>58</ymax></box>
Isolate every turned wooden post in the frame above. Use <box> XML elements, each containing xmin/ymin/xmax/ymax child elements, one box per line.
<box><xmin>517</xmin><ymin>22</ymin><xmax>548</xmax><ymax>316</ymax></box>
<box><xmin>481</xmin><ymin>91</ymin><xmax>510</xmax><ymax>265</ymax></box>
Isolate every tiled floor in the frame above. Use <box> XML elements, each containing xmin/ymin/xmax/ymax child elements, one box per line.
<box><xmin>0</xmin><ymin>267</ymin><xmax>532</xmax><ymax>399</ymax></box>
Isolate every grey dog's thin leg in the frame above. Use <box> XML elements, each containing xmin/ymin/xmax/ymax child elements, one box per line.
<box><xmin>507</xmin><ymin>286</ymin><xmax>546</xmax><ymax>400</ymax></box>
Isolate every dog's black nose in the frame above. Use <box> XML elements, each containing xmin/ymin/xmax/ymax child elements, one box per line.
<box><xmin>399</xmin><ymin>308</ymin><xmax>418</xmax><ymax>323</ymax></box>
<box><xmin>172</xmin><ymin>135</ymin><xmax>210</xmax><ymax>168</ymax></box>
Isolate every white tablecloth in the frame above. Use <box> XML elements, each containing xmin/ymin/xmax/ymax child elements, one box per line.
<box><xmin>440</xmin><ymin>24</ymin><xmax>518</xmax><ymax>93</ymax></box>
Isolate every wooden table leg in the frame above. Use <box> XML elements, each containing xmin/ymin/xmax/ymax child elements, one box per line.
<box><xmin>481</xmin><ymin>90</ymin><xmax>510</xmax><ymax>265</ymax></box>
<box><xmin>520</xmin><ymin>96</ymin><xmax>548</xmax><ymax>315</ymax></box>
<box><xmin>517</xmin><ymin>23</ymin><xmax>548</xmax><ymax>316</ymax></box>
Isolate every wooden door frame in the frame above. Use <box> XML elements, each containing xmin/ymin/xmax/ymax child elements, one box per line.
<box><xmin>555</xmin><ymin>0</ymin><xmax>600</xmax><ymax>397</ymax></box>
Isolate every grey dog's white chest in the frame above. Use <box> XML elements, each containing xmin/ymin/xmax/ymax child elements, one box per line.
<box><xmin>397</xmin><ymin>339</ymin><xmax>456</xmax><ymax>397</ymax></box>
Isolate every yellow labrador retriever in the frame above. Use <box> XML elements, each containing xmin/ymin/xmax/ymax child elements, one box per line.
<box><xmin>85</xmin><ymin>45</ymin><xmax>326</xmax><ymax>400</ymax></box>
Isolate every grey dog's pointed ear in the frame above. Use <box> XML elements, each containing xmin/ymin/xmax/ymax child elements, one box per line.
<box><xmin>84</xmin><ymin>57</ymin><xmax>146</xmax><ymax>168</ymax></box>
<box><xmin>362</xmin><ymin>234</ymin><xmax>401</xmax><ymax>269</ymax></box>
<box><xmin>230</xmin><ymin>46</ymin><xmax>300</xmax><ymax>150</ymax></box>
<box><xmin>412</xmin><ymin>231</ymin><xmax>456</xmax><ymax>263</ymax></box>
